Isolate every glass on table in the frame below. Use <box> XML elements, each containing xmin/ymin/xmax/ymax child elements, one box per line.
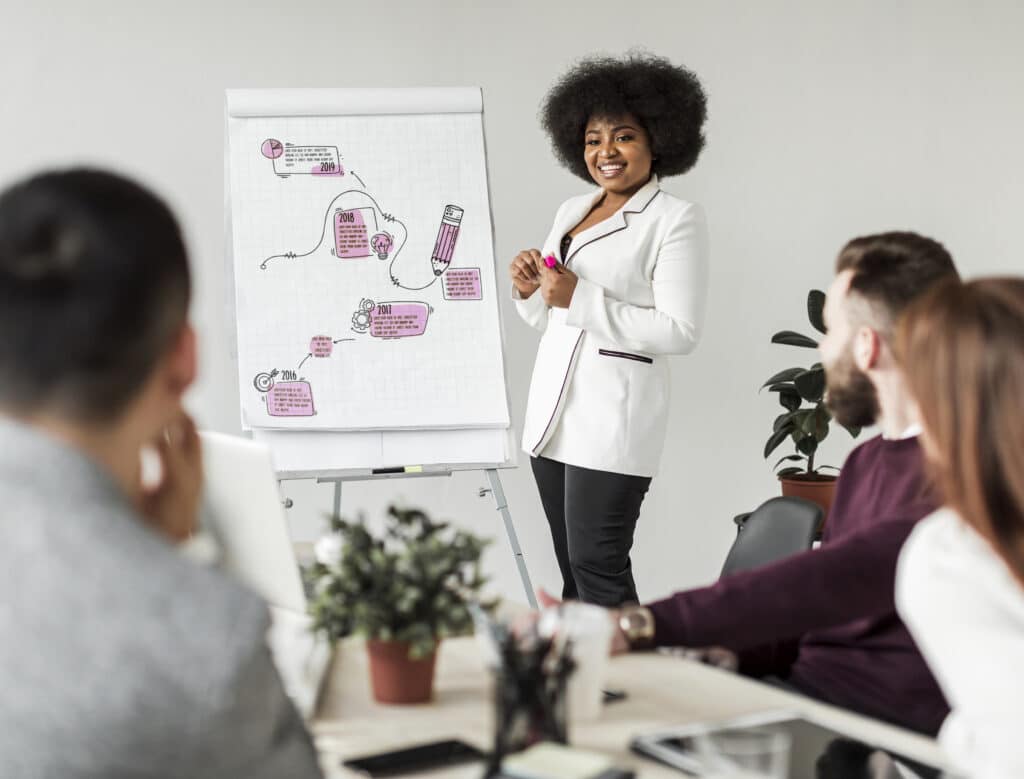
<box><xmin>693</xmin><ymin>726</ymin><xmax>791</xmax><ymax>778</ymax></box>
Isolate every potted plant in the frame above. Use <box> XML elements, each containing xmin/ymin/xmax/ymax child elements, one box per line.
<box><xmin>306</xmin><ymin>504</ymin><xmax>495</xmax><ymax>704</ymax></box>
<box><xmin>761</xmin><ymin>289</ymin><xmax>861</xmax><ymax>519</ymax></box>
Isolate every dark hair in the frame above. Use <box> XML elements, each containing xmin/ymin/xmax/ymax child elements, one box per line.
<box><xmin>541</xmin><ymin>52</ymin><xmax>707</xmax><ymax>183</ymax></box>
<box><xmin>897</xmin><ymin>277</ymin><xmax>1024</xmax><ymax>584</ymax></box>
<box><xmin>835</xmin><ymin>232</ymin><xmax>959</xmax><ymax>336</ymax></box>
<box><xmin>0</xmin><ymin>168</ymin><xmax>190</xmax><ymax>421</ymax></box>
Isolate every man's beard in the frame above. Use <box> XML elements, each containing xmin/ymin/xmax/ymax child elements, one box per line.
<box><xmin>824</xmin><ymin>350</ymin><xmax>880</xmax><ymax>429</ymax></box>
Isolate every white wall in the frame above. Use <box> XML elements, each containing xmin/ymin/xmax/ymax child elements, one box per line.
<box><xmin>3</xmin><ymin>0</ymin><xmax>1023</xmax><ymax>604</ymax></box>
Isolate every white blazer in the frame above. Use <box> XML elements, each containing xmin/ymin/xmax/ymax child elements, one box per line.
<box><xmin>514</xmin><ymin>175</ymin><xmax>709</xmax><ymax>477</ymax></box>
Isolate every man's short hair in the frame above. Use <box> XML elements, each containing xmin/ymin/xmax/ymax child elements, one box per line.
<box><xmin>835</xmin><ymin>232</ymin><xmax>960</xmax><ymax>337</ymax></box>
<box><xmin>0</xmin><ymin>169</ymin><xmax>190</xmax><ymax>421</ymax></box>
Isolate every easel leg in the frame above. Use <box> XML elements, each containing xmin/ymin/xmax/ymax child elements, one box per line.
<box><xmin>485</xmin><ymin>469</ymin><xmax>537</xmax><ymax>608</ymax></box>
<box><xmin>331</xmin><ymin>480</ymin><xmax>342</xmax><ymax>522</ymax></box>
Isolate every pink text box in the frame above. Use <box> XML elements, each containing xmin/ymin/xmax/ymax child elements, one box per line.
<box><xmin>272</xmin><ymin>145</ymin><xmax>344</xmax><ymax>176</ymax></box>
<box><xmin>334</xmin><ymin>208</ymin><xmax>372</xmax><ymax>259</ymax></box>
<box><xmin>267</xmin><ymin>381</ymin><xmax>315</xmax><ymax>417</ymax></box>
<box><xmin>442</xmin><ymin>267</ymin><xmax>483</xmax><ymax>300</ymax></box>
<box><xmin>370</xmin><ymin>302</ymin><xmax>430</xmax><ymax>338</ymax></box>
<box><xmin>310</xmin><ymin>335</ymin><xmax>333</xmax><ymax>357</ymax></box>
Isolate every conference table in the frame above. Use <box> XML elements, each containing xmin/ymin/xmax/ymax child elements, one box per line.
<box><xmin>310</xmin><ymin>635</ymin><xmax>950</xmax><ymax>778</ymax></box>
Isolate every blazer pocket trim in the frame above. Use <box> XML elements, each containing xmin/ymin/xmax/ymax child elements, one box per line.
<box><xmin>598</xmin><ymin>349</ymin><xmax>653</xmax><ymax>364</ymax></box>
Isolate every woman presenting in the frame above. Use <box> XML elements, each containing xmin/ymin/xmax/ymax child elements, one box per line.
<box><xmin>511</xmin><ymin>53</ymin><xmax>709</xmax><ymax>607</ymax></box>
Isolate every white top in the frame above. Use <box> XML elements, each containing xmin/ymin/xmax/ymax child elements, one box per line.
<box><xmin>513</xmin><ymin>176</ymin><xmax>710</xmax><ymax>477</ymax></box>
<box><xmin>896</xmin><ymin>507</ymin><xmax>1024</xmax><ymax>779</ymax></box>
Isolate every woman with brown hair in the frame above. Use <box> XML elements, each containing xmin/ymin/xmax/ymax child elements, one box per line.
<box><xmin>895</xmin><ymin>277</ymin><xmax>1024</xmax><ymax>779</ymax></box>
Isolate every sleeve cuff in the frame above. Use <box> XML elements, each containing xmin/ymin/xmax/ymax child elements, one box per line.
<box><xmin>565</xmin><ymin>277</ymin><xmax>602</xmax><ymax>328</ymax></box>
<box><xmin>512</xmin><ymin>284</ymin><xmax>547</xmax><ymax>317</ymax></box>
<box><xmin>645</xmin><ymin>595</ymin><xmax>690</xmax><ymax>647</ymax></box>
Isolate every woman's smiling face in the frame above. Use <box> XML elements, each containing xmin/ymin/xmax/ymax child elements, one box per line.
<box><xmin>583</xmin><ymin>114</ymin><xmax>654</xmax><ymax>197</ymax></box>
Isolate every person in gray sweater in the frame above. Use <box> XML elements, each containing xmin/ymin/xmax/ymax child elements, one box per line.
<box><xmin>0</xmin><ymin>169</ymin><xmax>323</xmax><ymax>779</ymax></box>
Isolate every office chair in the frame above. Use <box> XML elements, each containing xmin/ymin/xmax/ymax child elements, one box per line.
<box><xmin>720</xmin><ymin>496</ymin><xmax>823</xmax><ymax>578</ymax></box>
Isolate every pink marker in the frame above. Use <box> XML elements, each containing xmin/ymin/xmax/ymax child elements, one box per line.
<box><xmin>544</xmin><ymin>254</ymin><xmax>558</xmax><ymax>268</ymax></box>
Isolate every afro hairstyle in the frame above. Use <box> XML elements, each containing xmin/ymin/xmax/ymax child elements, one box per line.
<box><xmin>541</xmin><ymin>52</ymin><xmax>707</xmax><ymax>183</ymax></box>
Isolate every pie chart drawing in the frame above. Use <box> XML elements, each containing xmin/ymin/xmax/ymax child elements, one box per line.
<box><xmin>261</xmin><ymin>139</ymin><xmax>284</xmax><ymax>160</ymax></box>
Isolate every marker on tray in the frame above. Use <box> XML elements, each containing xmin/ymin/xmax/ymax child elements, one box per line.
<box><xmin>371</xmin><ymin>465</ymin><xmax>424</xmax><ymax>475</ymax></box>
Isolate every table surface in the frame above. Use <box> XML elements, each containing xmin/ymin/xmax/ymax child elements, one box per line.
<box><xmin>311</xmin><ymin>636</ymin><xmax>949</xmax><ymax>778</ymax></box>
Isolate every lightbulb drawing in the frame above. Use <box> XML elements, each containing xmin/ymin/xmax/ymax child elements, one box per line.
<box><xmin>370</xmin><ymin>231</ymin><xmax>394</xmax><ymax>260</ymax></box>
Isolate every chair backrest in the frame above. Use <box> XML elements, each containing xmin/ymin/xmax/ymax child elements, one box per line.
<box><xmin>720</xmin><ymin>496</ymin><xmax>823</xmax><ymax>578</ymax></box>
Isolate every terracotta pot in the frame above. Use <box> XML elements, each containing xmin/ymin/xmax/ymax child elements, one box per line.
<box><xmin>366</xmin><ymin>639</ymin><xmax>438</xmax><ymax>704</ymax></box>
<box><xmin>779</xmin><ymin>474</ymin><xmax>838</xmax><ymax>525</ymax></box>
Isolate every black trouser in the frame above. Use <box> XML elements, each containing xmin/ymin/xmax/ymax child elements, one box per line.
<box><xmin>530</xmin><ymin>456</ymin><xmax>652</xmax><ymax>607</ymax></box>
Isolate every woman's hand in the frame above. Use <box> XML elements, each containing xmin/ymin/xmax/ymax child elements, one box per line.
<box><xmin>510</xmin><ymin>249</ymin><xmax>543</xmax><ymax>298</ymax></box>
<box><xmin>540</xmin><ymin>259</ymin><xmax>578</xmax><ymax>309</ymax></box>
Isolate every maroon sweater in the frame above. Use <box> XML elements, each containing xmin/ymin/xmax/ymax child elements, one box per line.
<box><xmin>646</xmin><ymin>435</ymin><xmax>949</xmax><ymax>735</ymax></box>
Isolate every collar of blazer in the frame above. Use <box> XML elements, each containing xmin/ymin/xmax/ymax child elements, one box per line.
<box><xmin>557</xmin><ymin>174</ymin><xmax>663</xmax><ymax>266</ymax></box>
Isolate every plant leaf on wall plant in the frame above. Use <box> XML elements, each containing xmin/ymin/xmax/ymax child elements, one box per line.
<box><xmin>762</xmin><ymin>367</ymin><xmax>804</xmax><ymax>387</ymax></box>
<box><xmin>773</xmin><ymin>454</ymin><xmax>806</xmax><ymax>470</ymax></box>
<box><xmin>777</xmin><ymin>466</ymin><xmax>806</xmax><ymax>477</ymax></box>
<box><xmin>771</xmin><ymin>330</ymin><xmax>819</xmax><ymax>348</ymax></box>
<box><xmin>794</xmin><ymin>367</ymin><xmax>825</xmax><ymax>402</ymax></box>
<box><xmin>764</xmin><ymin>425</ymin><xmax>795</xmax><ymax>458</ymax></box>
<box><xmin>807</xmin><ymin>289</ymin><xmax>827</xmax><ymax>334</ymax></box>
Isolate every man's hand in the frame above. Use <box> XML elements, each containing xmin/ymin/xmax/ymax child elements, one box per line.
<box><xmin>537</xmin><ymin>589</ymin><xmax>631</xmax><ymax>655</ymax></box>
<box><xmin>138</xmin><ymin>411</ymin><xmax>202</xmax><ymax>543</ymax></box>
<box><xmin>510</xmin><ymin>249</ymin><xmax>543</xmax><ymax>298</ymax></box>
<box><xmin>539</xmin><ymin>259</ymin><xmax>578</xmax><ymax>309</ymax></box>
<box><xmin>671</xmin><ymin>646</ymin><xmax>740</xmax><ymax>671</ymax></box>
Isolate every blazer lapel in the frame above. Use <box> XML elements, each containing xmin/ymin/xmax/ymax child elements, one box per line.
<box><xmin>565</xmin><ymin>175</ymin><xmax>662</xmax><ymax>266</ymax></box>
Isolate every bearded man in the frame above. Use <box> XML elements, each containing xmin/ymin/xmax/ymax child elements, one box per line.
<box><xmin>543</xmin><ymin>232</ymin><xmax>959</xmax><ymax>736</ymax></box>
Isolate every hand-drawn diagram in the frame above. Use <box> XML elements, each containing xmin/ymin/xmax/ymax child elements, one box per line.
<box><xmin>261</xmin><ymin>138</ymin><xmax>344</xmax><ymax>177</ymax></box>
<box><xmin>250</xmin><ymin>141</ymin><xmax>484</xmax><ymax>420</ymax></box>
<box><xmin>259</xmin><ymin>190</ymin><xmax>407</xmax><ymax>270</ymax></box>
<box><xmin>430</xmin><ymin>205</ymin><xmax>463</xmax><ymax>276</ymax></box>
<box><xmin>252</xmin><ymin>334</ymin><xmax>355</xmax><ymax>417</ymax></box>
<box><xmin>349</xmin><ymin>299</ymin><xmax>433</xmax><ymax>338</ymax></box>
<box><xmin>370</xmin><ymin>231</ymin><xmax>393</xmax><ymax>260</ymax></box>
<box><xmin>441</xmin><ymin>267</ymin><xmax>483</xmax><ymax>300</ymax></box>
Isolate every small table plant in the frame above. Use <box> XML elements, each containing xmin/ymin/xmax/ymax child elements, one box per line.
<box><xmin>306</xmin><ymin>504</ymin><xmax>496</xmax><ymax>704</ymax></box>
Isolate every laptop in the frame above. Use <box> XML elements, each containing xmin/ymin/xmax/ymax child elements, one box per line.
<box><xmin>196</xmin><ymin>431</ymin><xmax>333</xmax><ymax>718</ymax></box>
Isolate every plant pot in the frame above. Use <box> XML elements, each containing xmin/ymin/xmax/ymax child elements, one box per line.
<box><xmin>366</xmin><ymin>639</ymin><xmax>438</xmax><ymax>704</ymax></box>
<box><xmin>779</xmin><ymin>474</ymin><xmax>838</xmax><ymax>525</ymax></box>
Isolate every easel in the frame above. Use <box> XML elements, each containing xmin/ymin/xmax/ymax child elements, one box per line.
<box><xmin>281</xmin><ymin>465</ymin><xmax>537</xmax><ymax>609</ymax></box>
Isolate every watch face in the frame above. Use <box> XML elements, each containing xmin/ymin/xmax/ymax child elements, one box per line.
<box><xmin>622</xmin><ymin>607</ymin><xmax>653</xmax><ymax>639</ymax></box>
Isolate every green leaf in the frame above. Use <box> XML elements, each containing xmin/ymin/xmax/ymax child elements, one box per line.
<box><xmin>794</xmin><ymin>368</ymin><xmax>826</xmax><ymax>403</ymax></box>
<box><xmin>773</xmin><ymin>454</ymin><xmax>806</xmax><ymax>470</ymax></box>
<box><xmin>773</xmin><ymin>412</ymin><xmax>796</xmax><ymax>432</ymax></box>
<box><xmin>762</xmin><ymin>367</ymin><xmax>804</xmax><ymax>388</ymax></box>
<box><xmin>771</xmin><ymin>330</ymin><xmax>819</xmax><ymax>349</ymax></box>
<box><xmin>807</xmin><ymin>290</ymin><xmax>827</xmax><ymax>334</ymax></box>
<box><xmin>777</xmin><ymin>388</ymin><xmax>802</xmax><ymax>412</ymax></box>
<box><xmin>777</xmin><ymin>466</ymin><xmax>806</xmax><ymax>477</ymax></box>
<box><xmin>764</xmin><ymin>426</ymin><xmax>794</xmax><ymax>458</ymax></box>
<box><xmin>812</xmin><ymin>403</ymin><xmax>831</xmax><ymax>442</ymax></box>
<box><xmin>796</xmin><ymin>436</ymin><xmax>819</xmax><ymax>456</ymax></box>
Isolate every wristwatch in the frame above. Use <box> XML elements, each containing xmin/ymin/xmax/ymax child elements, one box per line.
<box><xmin>617</xmin><ymin>605</ymin><xmax>655</xmax><ymax>649</ymax></box>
